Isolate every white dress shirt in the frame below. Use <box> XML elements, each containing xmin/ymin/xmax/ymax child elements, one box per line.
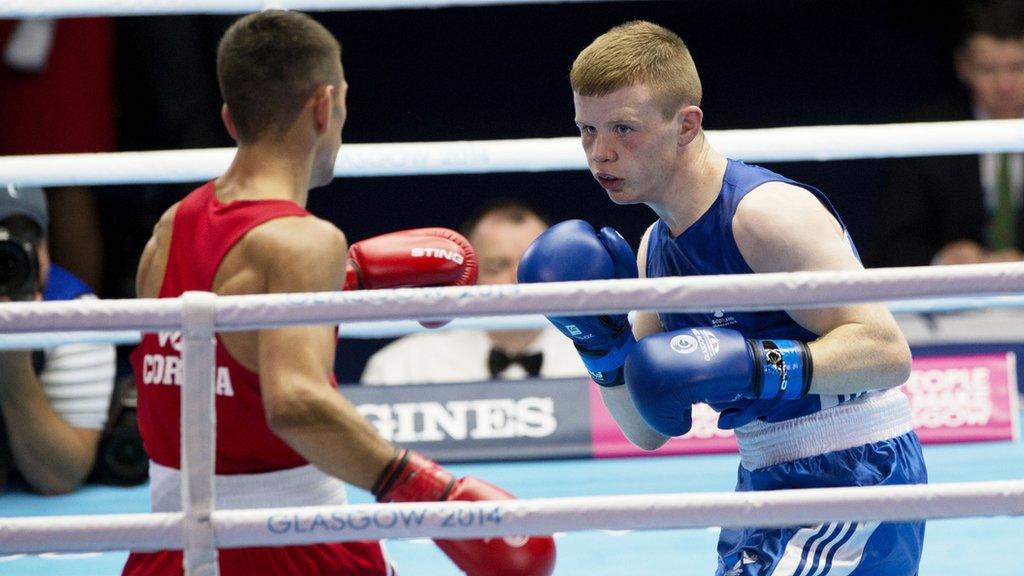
<box><xmin>360</xmin><ymin>326</ymin><xmax>588</xmax><ymax>385</ymax></box>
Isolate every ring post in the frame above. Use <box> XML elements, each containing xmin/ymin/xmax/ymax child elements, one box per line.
<box><xmin>180</xmin><ymin>291</ymin><xmax>219</xmax><ymax>576</ymax></box>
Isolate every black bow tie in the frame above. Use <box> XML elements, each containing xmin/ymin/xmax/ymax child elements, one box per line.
<box><xmin>488</xmin><ymin>348</ymin><xmax>543</xmax><ymax>378</ymax></box>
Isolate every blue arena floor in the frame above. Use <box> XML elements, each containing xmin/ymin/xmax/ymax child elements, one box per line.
<box><xmin>2</xmin><ymin>436</ymin><xmax>1022</xmax><ymax>575</ymax></box>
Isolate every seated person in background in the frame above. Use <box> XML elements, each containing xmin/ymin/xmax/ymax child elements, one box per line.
<box><xmin>361</xmin><ymin>199</ymin><xmax>589</xmax><ymax>385</ymax></box>
<box><xmin>0</xmin><ymin>185</ymin><xmax>117</xmax><ymax>495</ymax></box>
<box><xmin>871</xmin><ymin>0</ymin><xmax>1024</xmax><ymax>267</ymax></box>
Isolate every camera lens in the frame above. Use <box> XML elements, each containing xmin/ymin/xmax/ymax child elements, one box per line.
<box><xmin>96</xmin><ymin>426</ymin><xmax>149</xmax><ymax>485</ymax></box>
<box><xmin>0</xmin><ymin>240</ymin><xmax>32</xmax><ymax>296</ymax></box>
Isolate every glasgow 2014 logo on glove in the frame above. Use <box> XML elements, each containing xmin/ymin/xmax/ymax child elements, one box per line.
<box><xmin>670</xmin><ymin>329</ymin><xmax>721</xmax><ymax>361</ymax></box>
<box><xmin>670</xmin><ymin>334</ymin><xmax>698</xmax><ymax>355</ymax></box>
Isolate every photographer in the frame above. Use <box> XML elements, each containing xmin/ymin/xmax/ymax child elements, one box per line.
<box><xmin>0</xmin><ymin>185</ymin><xmax>118</xmax><ymax>494</ymax></box>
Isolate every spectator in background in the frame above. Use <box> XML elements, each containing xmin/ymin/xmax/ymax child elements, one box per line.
<box><xmin>361</xmin><ymin>199</ymin><xmax>589</xmax><ymax>385</ymax></box>
<box><xmin>871</xmin><ymin>0</ymin><xmax>1024</xmax><ymax>267</ymax></box>
<box><xmin>0</xmin><ymin>18</ymin><xmax>113</xmax><ymax>291</ymax></box>
<box><xmin>0</xmin><ymin>185</ymin><xmax>117</xmax><ymax>495</ymax></box>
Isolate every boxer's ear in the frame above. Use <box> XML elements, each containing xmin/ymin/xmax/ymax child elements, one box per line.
<box><xmin>312</xmin><ymin>85</ymin><xmax>334</xmax><ymax>134</ymax></box>
<box><xmin>221</xmin><ymin>104</ymin><xmax>239</xmax><ymax>141</ymax></box>
<box><xmin>676</xmin><ymin>105</ymin><xmax>703</xmax><ymax>147</ymax></box>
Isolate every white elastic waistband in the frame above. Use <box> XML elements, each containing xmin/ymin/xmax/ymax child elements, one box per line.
<box><xmin>734</xmin><ymin>388</ymin><xmax>914</xmax><ymax>471</ymax></box>
<box><xmin>149</xmin><ymin>461</ymin><xmax>349</xmax><ymax>513</ymax></box>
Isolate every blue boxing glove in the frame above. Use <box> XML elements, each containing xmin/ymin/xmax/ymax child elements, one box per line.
<box><xmin>624</xmin><ymin>327</ymin><xmax>813</xmax><ymax>436</ymax></box>
<box><xmin>517</xmin><ymin>219</ymin><xmax>637</xmax><ymax>386</ymax></box>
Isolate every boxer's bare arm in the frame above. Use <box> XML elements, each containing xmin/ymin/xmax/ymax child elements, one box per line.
<box><xmin>245</xmin><ymin>217</ymin><xmax>393</xmax><ymax>489</ymax></box>
<box><xmin>600</xmin><ymin>223</ymin><xmax>669</xmax><ymax>451</ymax></box>
<box><xmin>136</xmin><ymin>203</ymin><xmax>179</xmax><ymax>299</ymax></box>
<box><xmin>632</xmin><ymin>223</ymin><xmax>664</xmax><ymax>340</ymax></box>
<box><xmin>734</xmin><ymin>182</ymin><xmax>912</xmax><ymax>395</ymax></box>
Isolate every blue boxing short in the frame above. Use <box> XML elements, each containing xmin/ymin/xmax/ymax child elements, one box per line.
<box><xmin>717</xmin><ymin>389</ymin><xmax>928</xmax><ymax>576</ymax></box>
<box><xmin>717</xmin><ymin>432</ymin><xmax>927</xmax><ymax>576</ymax></box>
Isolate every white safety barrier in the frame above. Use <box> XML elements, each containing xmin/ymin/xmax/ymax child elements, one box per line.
<box><xmin>2</xmin><ymin>120</ymin><xmax>1023</xmax><ymax>187</ymax></box>
<box><xmin>2</xmin><ymin>480</ymin><xmax>1022</xmax><ymax>554</ymax></box>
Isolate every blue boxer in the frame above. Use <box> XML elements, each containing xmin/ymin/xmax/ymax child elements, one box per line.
<box><xmin>519</xmin><ymin>160</ymin><xmax>929</xmax><ymax>576</ymax></box>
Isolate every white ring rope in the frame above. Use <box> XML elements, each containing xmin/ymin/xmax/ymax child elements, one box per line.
<box><xmin>2</xmin><ymin>480</ymin><xmax>1022</xmax><ymax>554</ymax></box>
<box><xmin>0</xmin><ymin>0</ymin><xmax>621</xmax><ymax>18</ymax></box>
<box><xmin>1</xmin><ymin>264</ymin><xmax>1023</xmax><ymax>334</ymax></box>
<box><xmin>4</xmin><ymin>291</ymin><xmax>1024</xmax><ymax>350</ymax></box>
<box><xmin>0</xmin><ymin>243</ymin><xmax>1021</xmax><ymax>568</ymax></box>
<box><xmin>2</xmin><ymin>120</ymin><xmax>1023</xmax><ymax>187</ymax></box>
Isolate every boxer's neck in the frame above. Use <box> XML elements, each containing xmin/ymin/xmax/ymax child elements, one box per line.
<box><xmin>217</xmin><ymin>141</ymin><xmax>312</xmax><ymax>207</ymax></box>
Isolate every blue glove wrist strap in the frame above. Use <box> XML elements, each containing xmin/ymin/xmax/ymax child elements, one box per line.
<box><xmin>750</xmin><ymin>339</ymin><xmax>812</xmax><ymax>401</ymax></box>
<box><xmin>578</xmin><ymin>328</ymin><xmax>637</xmax><ymax>376</ymax></box>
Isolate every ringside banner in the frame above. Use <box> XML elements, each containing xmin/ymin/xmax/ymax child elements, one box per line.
<box><xmin>344</xmin><ymin>353</ymin><xmax>1019</xmax><ymax>463</ymax></box>
<box><xmin>344</xmin><ymin>378</ymin><xmax>592</xmax><ymax>462</ymax></box>
<box><xmin>590</xmin><ymin>352</ymin><xmax>1020</xmax><ymax>458</ymax></box>
<box><xmin>904</xmin><ymin>353</ymin><xmax>1019</xmax><ymax>444</ymax></box>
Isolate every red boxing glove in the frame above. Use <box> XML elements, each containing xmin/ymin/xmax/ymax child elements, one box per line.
<box><xmin>372</xmin><ymin>449</ymin><xmax>556</xmax><ymax>576</ymax></box>
<box><xmin>344</xmin><ymin>228</ymin><xmax>478</xmax><ymax>291</ymax></box>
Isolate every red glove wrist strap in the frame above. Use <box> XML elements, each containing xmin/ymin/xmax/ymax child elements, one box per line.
<box><xmin>372</xmin><ymin>449</ymin><xmax>455</xmax><ymax>503</ymax></box>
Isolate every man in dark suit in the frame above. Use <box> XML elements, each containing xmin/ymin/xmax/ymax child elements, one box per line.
<box><xmin>871</xmin><ymin>0</ymin><xmax>1024</xmax><ymax>267</ymax></box>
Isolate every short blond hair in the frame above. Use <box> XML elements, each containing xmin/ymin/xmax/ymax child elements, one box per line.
<box><xmin>570</xmin><ymin>21</ymin><xmax>702</xmax><ymax>118</ymax></box>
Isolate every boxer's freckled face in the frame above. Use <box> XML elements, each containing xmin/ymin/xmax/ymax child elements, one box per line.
<box><xmin>574</xmin><ymin>83</ymin><xmax>680</xmax><ymax>206</ymax></box>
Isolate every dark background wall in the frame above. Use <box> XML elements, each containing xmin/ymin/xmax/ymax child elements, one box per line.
<box><xmin>111</xmin><ymin>0</ymin><xmax>970</xmax><ymax>382</ymax></box>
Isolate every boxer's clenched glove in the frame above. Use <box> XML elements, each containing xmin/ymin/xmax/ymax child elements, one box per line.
<box><xmin>373</xmin><ymin>449</ymin><xmax>556</xmax><ymax>576</ymax></box>
<box><xmin>344</xmin><ymin>227</ymin><xmax>477</xmax><ymax>328</ymax></box>
<box><xmin>625</xmin><ymin>327</ymin><xmax>812</xmax><ymax>436</ymax></box>
<box><xmin>517</xmin><ymin>219</ymin><xmax>637</xmax><ymax>387</ymax></box>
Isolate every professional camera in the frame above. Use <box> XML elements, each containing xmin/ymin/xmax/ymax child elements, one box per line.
<box><xmin>0</xmin><ymin>226</ymin><xmax>38</xmax><ymax>301</ymax></box>
<box><xmin>92</xmin><ymin>375</ymin><xmax>149</xmax><ymax>486</ymax></box>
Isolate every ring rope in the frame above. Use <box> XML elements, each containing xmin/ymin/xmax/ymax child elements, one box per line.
<box><xmin>1</xmin><ymin>264</ymin><xmax>1023</xmax><ymax>334</ymax></box>
<box><xmin>6</xmin><ymin>265</ymin><xmax>1018</xmax><ymax>569</ymax></box>
<box><xmin>3</xmin><ymin>290</ymin><xmax>1024</xmax><ymax>350</ymax></box>
<box><xmin>0</xmin><ymin>0</ymin><xmax>620</xmax><ymax>18</ymax></box>
<box><xmin>2</xmin><ymin>120</ymin><xmax>1022</xmax><ymax>187</ymax></box>
<box><xmin>2</xmin><ymin>480</ymin><xmax>1022</xmax><ymax>554</ymax></box>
